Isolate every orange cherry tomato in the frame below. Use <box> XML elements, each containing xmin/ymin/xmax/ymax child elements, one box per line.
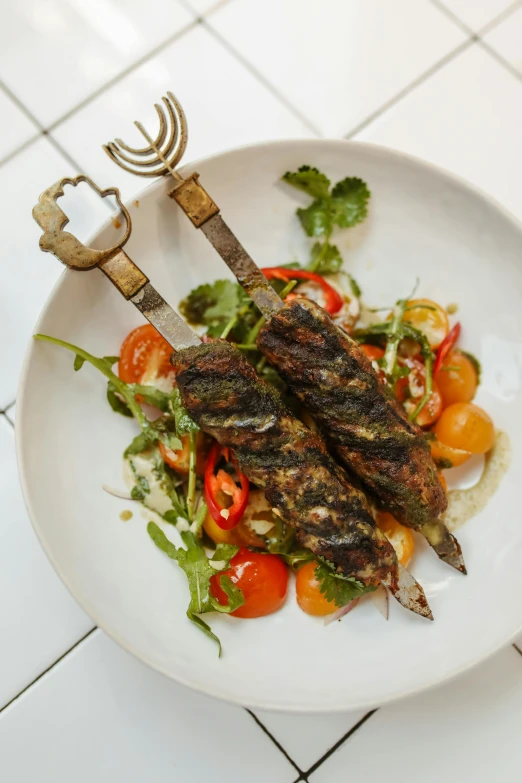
<box><xmin>395</xmin><ymin>358</ymin><xmax>443</xmax><ymax>427</ymax></box>
<box><xmin>430</xmin><ymin>437</ymin><xmax>472</xmax><ymax>468</ymax></box>
<box><xmin>402</xmin><ymin>299</ymin><xmax>449</xmax><ymax>349</ymax></box>
<box><xmin>159</xmin><ymin>432</ymin><xmax>206</xmax><ymax>475</ymax></box>
<box><xmin>438</xmin><ymin>471</ymin><xmax>448</xmax><ymax>493</ymax></box>
<box><xmin>210</xmin><ymin>548</ymin><xmax>288</xmax><ymax>618</ymax></box>
<box><xmin>119</xmin><ymin>324</ymin><xmax>175</xmax><ymax>386</ymax></box>
<box><xmin>360</xmin><ymin>344</ymin><xmax>385</xmax><ymax>362</ymax></box>
<box><xmin>434</xmin><ymin>402</ymin><xmax>495</xmax><ymax>454</ymax></box>
<box><xmin>295</xmin><ymin>561</ymin><xmax>337</xmax><ymax>616</ymax></box>
<box><xmin>436</xmin><ymin>350</ymin><xmax>478</xmax><ymax>406</ymax></box>
<box><xmin>376</xmin><ymin>512</ymin><xmax>415</xmax><ymax>567</ymax></box>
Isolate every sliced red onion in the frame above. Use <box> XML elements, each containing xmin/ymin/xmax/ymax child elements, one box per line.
<box><xmin>324</xmin><ymin>597</ymin><xmax>360</xmax><ymax>626</ymax></box>
<box><xmin>102</xmin><ymin>485</ymin><xmax>134</xmax><ymax>500</ymax></box>
<box><xmin>370</xmin><ymin>586</ymin><xmax>389</xmax><ymax>620</ymax></box>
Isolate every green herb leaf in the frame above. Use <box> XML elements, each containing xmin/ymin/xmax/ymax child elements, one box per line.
<box><xmin>278</xmin><ymin>549</ymin><xmax>314</xmax><ymax>567</ymax></box>
<box><xmin>297</xmin><ymin>199</ymin><xmax>332</xmax><ymax>237</ymax></box>
<box><xmin>314</xmin><ymin>562</ymin><xmax>374</xmax><ymax>607</ymax></box>
<box><xmin>73</xmin><ymin>354</ymin><xmax>85</xmax><ymax>371</ymax></box>
<box><xmin>344</xmin><ymin>272</ymin><xmax>362</xmax><ymax>298</ymax></box>
<box><xmin>147</xmin><ymin>523</ymin><xmax>243</xmax><ymax>655</ymax></box>
<box><xmin>461</xmin><ymin>350</ymin><xmax>482</xmax><ymax>384</ymax></box>
<box><xmin>180</xmin><ymin>280</ymin><xmax>249</xmax><ymax>327</ymax></box>
<box><xmin>330</xmin><ymin>177</ymin><xmax>370</xmax><ymax>228</ymax></box>
<box><xmin>169</xmin><ymin>387</ymin><xmax>199</xmax><ymax>435</ymax></box>
<box><xmin>107</xmin><ymin>380</ymin><xmax>133</xmax><ymax>417</ymax></box>
<box><xmin>187</xmin><ymin>612</ymin><xmax>222</xmax><ymax>656</ymax></box>
<box><xmin>307</xmin><ymin>241</ymin><xmax>343</xmax><ymax>274</ymax></box>
<box><xmin>282</xmin><ymin>166</ymin><xmax>331</xmax><ymax>199</ymax></box>
<box><xmin>124</xmin><ymin>431</ymin><xmax>154</xmax><ymax>456</ymax></box>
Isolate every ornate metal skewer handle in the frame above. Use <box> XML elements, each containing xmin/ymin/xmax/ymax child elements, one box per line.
<box><xmin>32</xmin><ymin>175</ymin><xmax>148</xmax><ymax>299</ymax></box>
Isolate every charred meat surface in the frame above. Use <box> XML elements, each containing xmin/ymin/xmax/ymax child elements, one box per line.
<box><xmin>173</xmin><ymin>340</ymin><xmax>397</xmax><ymax>587</ymax></box>
<box><xmin>257</xmin><ymin>298</ymin><xmax>448</xmax><ymax>531</ymax></box>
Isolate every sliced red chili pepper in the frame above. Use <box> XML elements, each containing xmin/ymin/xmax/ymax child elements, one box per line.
<box><xmin>261</xmin><ymin>267</ymin><xmax>344</xmax><ymax>316</ymax></box>
<box><xmin>203</xmin><ymin>442</ymin><xmax>250</xmax><ymax>530</ymax></box>
<box><xmin>434</xmin><ymin>322</ymin><xmax>461</xmax><ymax>376</ymax></box>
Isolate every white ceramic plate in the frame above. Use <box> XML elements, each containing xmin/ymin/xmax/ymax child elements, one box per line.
<box><xmin>17</xmin><ymin>140</ymin><xmax>522</xmax><ymax>713</ymax></box>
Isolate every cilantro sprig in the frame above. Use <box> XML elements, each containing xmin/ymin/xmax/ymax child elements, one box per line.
<box><xmin>282</xmin><ymin>166</ymin><xmax>370</xmax><ymax>275</ymax></box>
<box><xmin>314</xmin><ymin>562</ymin><xmax>375</xmax><ymax>607</ymax></box>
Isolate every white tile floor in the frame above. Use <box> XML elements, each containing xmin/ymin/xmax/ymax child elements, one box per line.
<box><xmin>1</xmin><ymin>1</ymin><xmax>522</xmax><ymax>780</ymax></box>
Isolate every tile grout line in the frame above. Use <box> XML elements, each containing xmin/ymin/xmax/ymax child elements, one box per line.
<box><xmin>303</xmin><ymin>709</ymin><xmax>378</xmax><ymax>778</ymax></box>
<box><xmin>45</xmin><ymin>18</ymin><xmax>200</xmax><ymax>134</ymax></box>
<box><xmin>475</xmin><ymin>0</ymin><xmax>522</xmax><ymax>36</ymax></box>
<box><xmin>0</xmin><ymin>626</ymin><xmax>98</xmax><ymax>717</ymax></box>
<box><xmin>202</xmin><ymin>19</ymin><xmax>323</xmax><ymax>137</ymax></box>
<box><xmin>476</xmin><ymin>37</ymin><xmax>522</xmax><ymax>86</ymax></box>
<box><xmin>431</xmin><ymin>0</ymin><xmax>522</xmax><ymax>36</ymax></box>
<box><xmin>344</xmin><ymin>37</ymin><xmax>476</xmax><ymax>140</ymax></box>
<box><xmin>245</xmin><ymin>710</ymin><xmax>303</xmax><ymax>775</ymax></box>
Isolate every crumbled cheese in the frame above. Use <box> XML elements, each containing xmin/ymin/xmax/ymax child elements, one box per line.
<box><xmin>249</xmin><ymin>518</ymin><xmax>274</xmax><ymax>535</ymax></box>
<box><xmin>176</xmin><ymin>518</ymin><xmax>190</xmax><ymax>532</ymax></box>
<box><xmin>209</xmin><ymin>560</ymin><xmax>226</xmax><ymax>571</ymax></box>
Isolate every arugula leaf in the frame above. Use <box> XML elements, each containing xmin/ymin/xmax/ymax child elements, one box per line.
<box><xmin>307</xmin><ymin>241</ymin><xmax>343</xmax><ymax>274</ymax></box>
<box><xmin>107</xmin><ymin>380</ymin><xmax>133</xmax><ymax>417</ymax></box>
<box><xmin>34</xmin><ymin>334</ymin><xmax>184</xmax><ymax>453</ymax></box>
<box><xmin>147</xmin><ymin>523</ymin><xmax>244</xmax><ymax>655</ymax></box>
<box><xmin>330</xmin><ymin>177</ymin><xmax>370</xmax><ymax>228</ymax></box>
<box><xmin>169</xmin><ymin>388</ymin><xmax>199</xmax><ymax>435</ymax></box>
<box><xmin>180</xmin><ymin>280</ymin><xmax>248</xmax><ymax>327</ymax></box>
<box><xmin>283</xmin><ymin>166</ymin><xmax>331</xmax><ymax>199</ymax></box>
<box><xmin>314</xmin><ymin>562</ymin><xmax>374</xmax><ymax>607</ymax></box>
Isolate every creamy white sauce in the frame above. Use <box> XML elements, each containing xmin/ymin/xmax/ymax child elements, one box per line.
<box><xmin>123</xmin><ymin>452</ymin><xmax>174</xmax><ymax>516</ymax></box>
<box><xmin>444</xmin><ymin>431</ymin><xmax>511</xmax><ymax>531</ymax></box>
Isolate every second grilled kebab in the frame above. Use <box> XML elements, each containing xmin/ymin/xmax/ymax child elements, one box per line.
<box><xmin>256</xmin><ymin>297</ymin><xmax>464</xmax><ymax>573</ymax></box>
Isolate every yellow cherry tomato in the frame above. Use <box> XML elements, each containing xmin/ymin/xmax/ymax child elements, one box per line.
<box><xmin>434</xmin><ymin>402</ymin><xmax>495</xmax><ymax>454</ymax></box>
<box><xmin>430</xmin><ymin>437</ymin><xmax>472</xmax><ymax>468</ymax></box>
<box><xmin>203</xmin><ymin>489</ymin><xmax>273</xmax><ymax>548</ymax></box>
<box><xmin>436</xmin><ymin>350</ymin><xmax>478</xmax><ymax>406</ymax></box>
<box><xmin>376</xmin><ymin>512</ymin><xmax>415</xmax><ymax>567</ymax></box>
<box><xmin>402</xmin><ymin>298</ymin><xmax>449</xmax><ymax>349</ymax></box>
<box><xmin>295</xmin><ymin>561</ymin><xmax>338</xmax><ymax>616</ymax></box>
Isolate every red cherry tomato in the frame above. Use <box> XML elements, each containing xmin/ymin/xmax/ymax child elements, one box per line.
<box><xmin>359</xmin><ymin>344</ymin><xmax>385</xmax><ymax>362</ymax></box>
<box><xmin>210</xmin><ymin>548</ymin><xmax>288</xmax><ymax>618</ymax></box>
<box><xmin>119</xmin><ymin>324</ymin><xmax>174</xmax><ymax>386</ymax></box>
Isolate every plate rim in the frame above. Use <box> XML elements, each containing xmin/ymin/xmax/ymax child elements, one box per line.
<box><xmin>16</xmin><ymin>137</ymin><xmax>522</xmax><ymax>713</ymax></box>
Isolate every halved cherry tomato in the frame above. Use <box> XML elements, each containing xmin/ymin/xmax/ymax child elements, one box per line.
<box><xmin>204</xmin><ymin>443</ymin><xmax>249</xmax><ymax>530</ymax></box>
<box><xmin>430</xmin><ymin>437</ymin><xmax>471</xmax><ymax>468</ymax></box>
<box><xmin>119</xmin><ymin>324</ymin><xmax>175</xmax><ymax>386</ymax></box>
<box><xmin>210</xmin><ymin>548</ymin><xmax>288</xmax><ymax>618</ymax></box>
<box><xmin>360</xmin><ymin>344</ymin><xmax>385</xmax><ymax>362</ymax></box>
<box><xmin>436</xmin><ymin>350</ymin><xmax>477</xmax><ymax>406</ymax></box>
<box><xmin>159</xmin><ymin>433</ymin><xmax>206</xmax><ymax>475</ymax></box>
<box><xmin>296</xmin><ymin>561</ymin><xmax>337</xmax><ymax>616</ymax></box>
<box><xmin>434</xmin><ymin>402</ymin><xmax>495</xmax><ymax>454</ymax></box>
<box><xmin>376</xmin><ymin>512</ymin><xmax>415</xmax><ymax>567</ymax></box>
<box><xmin>395</xmin><ymin>358</ymin><xmax>443</xmax><ymax>427</ymax></box>
<box><xmin>203</xmin><ymin>489</ymin><xmax>272</xmax><ymax>548</ymax></box>
<box><xmin>402</xmin><ymin>299</ymin><xmax>449</xmax><ymax>349</ymax></box>
<box><xmin>261</xmin><ymin>267</ymin><xmax>344</xmax><ymax>315</ymax></box>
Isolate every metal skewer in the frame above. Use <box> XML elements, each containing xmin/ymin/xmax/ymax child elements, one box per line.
<box><xmin>103</xmin><ymin>93</ymin><xmax>466</xmax><ymax>577</ymax></box>
<box><xmin>32</xmin><ymin>174</ymin><xmax>434</xmax><ymax>620</ymax></box>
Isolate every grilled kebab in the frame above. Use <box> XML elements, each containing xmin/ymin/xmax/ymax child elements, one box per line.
<box><xmin>173</xmin><ymin>340</ymin><xmax>432</xmax><ymax>618</ymax></box>
<box><xmin>256</xmin><ymin>297</ymin><xmax>464</xmax><ymax>573</ymax></box>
